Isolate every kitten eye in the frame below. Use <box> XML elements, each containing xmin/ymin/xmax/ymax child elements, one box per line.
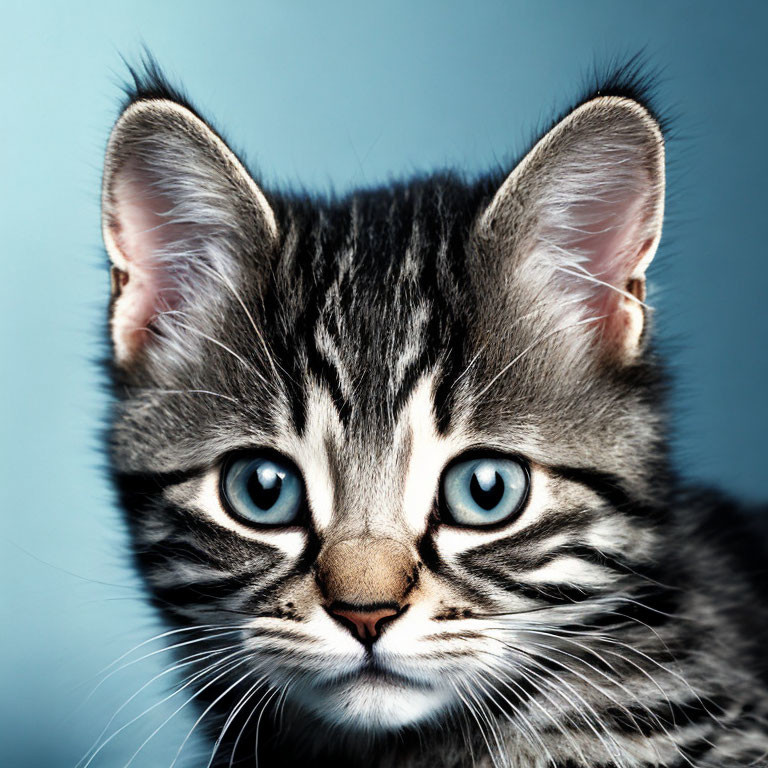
<box><xmin>220</xmin><ymin>452</ymin><xmax>304</xmax><ymax>527</ymax></box>
<box><xmin>441</xmin><ymin>456</ymin><xmax>529</xmax><ymax>528</ymax></box>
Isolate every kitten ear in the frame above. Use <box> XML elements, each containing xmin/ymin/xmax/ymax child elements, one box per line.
<box><xmin>479</xmin><ymin>96</ymin><xmax>665</xmax><ymax>361</ymax></box>
<box><xmin>102</xmin><ymin>98</ymin><xmax>278</xmax><ymax>365</ymax></box>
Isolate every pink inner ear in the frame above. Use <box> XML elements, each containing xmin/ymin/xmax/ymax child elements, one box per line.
<box><xmin>108</xmin><ymin>168</ymin><xmax>185</xmax><ymax>360</ymax></box>
<box><xmin>549</xmin><ymin>180</ymin><xmax>658</xmax><ymax>354</ymax></box>
<box><xmin>562</xmin><ymin>192</ymin><xmax>648</xmax><ymax>317</ymax></box>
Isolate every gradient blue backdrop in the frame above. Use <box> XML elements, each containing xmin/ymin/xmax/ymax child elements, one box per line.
<box><xmin>2</xmin><ymin>2</ymin><xmax>767</xmax><ymax>766</ymax></box>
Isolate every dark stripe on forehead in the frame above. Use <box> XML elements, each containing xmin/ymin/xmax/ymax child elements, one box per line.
<box><xmin>266</xmin><ymin>178</ymin><xmax>483</xmax><ymax>433</ymax></box>
<box><xmin>419</xmin><ymin>196</ymin><xmax>471</xmax><ymax>434</ymax></box>
<box><xmin>266</xmin><ymin>213</ymin><xmax>336</xmax><ymax>434</ymax></box>
<box><xmin>255</xmin><ymin>204</ymin><xmax>304</xmax><ymax>429</ymax></box>
<box><xmin>391</xmin><ymin>345</ymin><xmax>431</xmax><ymax>418</ymax></box>
<box><xmin>305</xmin><ymin>341</ymin><xmax>351</xmax><ymax>427</ymax></box>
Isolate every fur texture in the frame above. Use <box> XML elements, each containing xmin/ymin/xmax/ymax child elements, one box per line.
<box><xmin>99</xmin><ymin>60</ymin><xmax>768</xmax><ymax>767</ymax></box>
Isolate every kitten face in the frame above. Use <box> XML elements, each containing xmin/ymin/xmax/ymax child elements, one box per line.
<box><xmin>106</xmin><ymin>84</ymin><xmax>666</xmax><ymax>739</ymax></box>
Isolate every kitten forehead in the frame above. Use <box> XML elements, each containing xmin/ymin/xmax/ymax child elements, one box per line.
<box><xmin>287</xmin><ymin>374</ymin><xmax>460</xmax><ymax>536</ymax></box>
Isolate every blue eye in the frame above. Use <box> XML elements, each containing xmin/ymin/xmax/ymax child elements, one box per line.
<box><xmin>442</xmin><ymin>456</ymin><xmax>529</xmax><ymax>527</ymax></box>
<box><xmin>221</xmin><ymin>452</ymin><xmax>304</xmax><ymax>527</ymax></box>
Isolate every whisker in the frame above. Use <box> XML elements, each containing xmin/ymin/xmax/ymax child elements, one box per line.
<box><xmin>194</xmin><ymin>260</ymin><xmax>292</xmax><ymax>388</ymax></box>
<box><xmin>229</xmin><ymin>682</ymin><xmax>281</xmax><ymax>768</ymax></box>
<box><xmin>205</xmin><ymin>675</ymin><xmax>268</xmax><ymax>768</ymax></box>
<box><xmin>77</xmin><ymin>647</ymin><xmax>232</xmax><ymax>768</ymax></box>
<box><xmin>513</xmin><ymin>626</ymin><xmax>679</xmax><ymax>710</ymax></box>
<box><xmin>169</xmin><ymin>666</ymin><xmax>261</xmax><ymax>767</ymax></box>
<box><xmin>448</xmin><ymin>679</ymin><xmax>504</xmax><ymax>768</ymax></box>
<box><xmin>136</xmin><ymin>388</ymin><xmax>240</xmax><ymax>405</ymax></box>
<box><xmin>473</xmin><ymin>667</ymin><xmax>555</xmax><ymax>766</ymax></box>
<box><xmin>90</xmin><ymin>625</ymin><xmax>235</xmax><ymax>682</ymax></box>
<box><xmin>517</xmin><ymin>655</ymin><xmax>630</xmax><ymax>768</ymax></box>
<box><xmin>81</xmin><ymin>629</ymin><xmax>244</xmax><ymax>706</ymax></box>
<box><xmin>555</xmin><ymin>265</ymin><xmax>650</xmax><ymax>308</ymax></box>
<box><xmin>476</xmin><ymin>658</ymin><xmax>589</xmax><ymax>766</ymax></box>
<box><xmin>473</xmin><ymin>314</ymin><xmax>607</xmax><ymax>401</ymax></box>
<box><xmin>121</xmin><ymin>654</ymin><xmax>250</xmax><ymax>768</ymax></box>
<box><xmin>253</xmin><ymin>686</ymin><xmax>282</xmax><ymax>768</ymax></box>
<box><xmin>80</xmin><ymin>650</ymin><xmax>243</xmax><ymax>768</ymax></box>
<box><xmin>516</xmin><ymin>637</ymin><xmax>676</xmax><ymax>757</ymax></box>
<box><xmin>156</xmin><ymin>310</ymin><xmax>258</xmax><ymax>375</ymax></box>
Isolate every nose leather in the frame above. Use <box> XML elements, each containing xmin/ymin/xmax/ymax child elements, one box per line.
<box><xmin>316</xmin><ymin>537</ymin><xmax>418</xmax><ymax>644</ymax></box>
<box><xmin>315</xmin><ymin>537</ymin><xmax>417</xmax><ymax>606</ymax></box>
<box><xmin>328</xmin><ymin>605</ymin><xmax>401</xmax><ymax>643</ymax></box>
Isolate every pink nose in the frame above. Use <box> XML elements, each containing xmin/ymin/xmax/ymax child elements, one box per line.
<box><xmin>327</xmin><ymin>604</ymin><xmax>402</xmax><ymax>643</ymax></box>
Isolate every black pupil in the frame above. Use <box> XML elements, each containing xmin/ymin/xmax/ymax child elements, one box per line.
<box><xmin>247</xmin><ymin>463</ymin><xmax>283</xmax><ymax>510</ymax></box>
<box><xmin>469</xmin><ymin>469</ymin><xmax>504</xmax><ymax>511</ymax></box>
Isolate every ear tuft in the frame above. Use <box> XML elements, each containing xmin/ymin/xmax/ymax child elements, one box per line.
<box><xmin>102</xmin><ymin>98</ymin><xmax>277</xmax><ymax>365</ymax></box>
<box><xmin>481</xmin><ymin>96</ymin><xmax>665</xmax><ymax>361</ymax></box>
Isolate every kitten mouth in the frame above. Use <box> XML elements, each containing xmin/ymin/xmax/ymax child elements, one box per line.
<box><xmin>319</xmin><ymin>660</ymin><xmax>434</xmax><ymax>691</ymax></box>
<box><xmin>297</xmin><ymin>658</ymin><xmax>452</xmax><ymax>731</ymax></box>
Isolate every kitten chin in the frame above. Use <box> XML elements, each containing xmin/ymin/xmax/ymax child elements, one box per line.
<box><xmin>292</xmin><ymin>673</ymin><xmax>455</xmax><ymax>732</ymax></box>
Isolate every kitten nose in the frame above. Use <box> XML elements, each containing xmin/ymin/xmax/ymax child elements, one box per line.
<box><xmin>327</xmin><ymin>604</ymin><xmax>403</xmax><ymax>644</ymax></box>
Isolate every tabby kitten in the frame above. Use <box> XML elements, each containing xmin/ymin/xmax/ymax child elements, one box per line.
<box><xmin>102</xmin><ymin>65</ymin><xmax>768</xmax><ymax>767</ymax></box>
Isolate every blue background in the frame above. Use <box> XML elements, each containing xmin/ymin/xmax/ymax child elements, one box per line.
<box><xmin>2</xmin><ymin>2</ymin><xmax>767</xmax><ymax>766</ymax></box>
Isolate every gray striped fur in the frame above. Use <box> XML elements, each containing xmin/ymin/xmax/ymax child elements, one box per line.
<box><xmin>101</xmin><ymin>65</ymin><xmax>768</xmax><ymax>767</ymax></box>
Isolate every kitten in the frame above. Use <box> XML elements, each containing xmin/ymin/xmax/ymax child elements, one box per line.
<box><xmin>101</xmin><ymin>61</ymin><xmax>768</xmax><ymax>767</ymax></box>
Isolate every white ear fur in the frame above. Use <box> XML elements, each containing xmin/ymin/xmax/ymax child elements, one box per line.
<box><xmin>102</xmin><ymin>99</ymin><xmax>277</xmax><ymax>365</ymax></box>
<box><xmin>481</xmin><ymin>96</ymin><xmax>665</xmax><ymax>360</ymax></box>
